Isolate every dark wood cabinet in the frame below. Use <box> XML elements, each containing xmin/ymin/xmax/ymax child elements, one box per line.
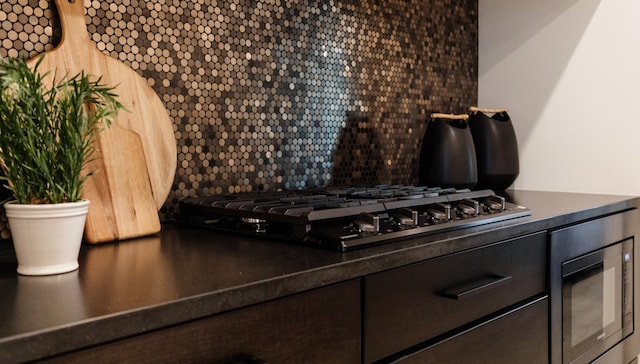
<box><xmin>34</xmin><ymin>234</ymin><xmax>551</xmax><ymax>364</ymax></box>
<box><xmin>39</xmin><ymin>235</ymin><xmax>550</xmax><ymax>364</ymax></box>
<box><xmin>396</xmin><ymin>296</ymin><xmax>549</xmax><ymax>364</ymax></box>
<box><xmin>363</xmin><ymin>232</ymin><xmax>547</xmax><ymax>363</ymax></box>
<box><xmin>40</xmin><ymin>280</ymin><xmax>361</xmax><ymax>364</ymax></box>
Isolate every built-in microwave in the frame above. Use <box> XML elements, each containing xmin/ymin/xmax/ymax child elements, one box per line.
<box><xmin>562</xmin><ymin>239</ymin><xmax>633</xmax><ymax>363</ymax></box>
<box><xmin>550</xmin><ymin>209</ymin><xmax>640</xmax><ymax>364</ymax></box>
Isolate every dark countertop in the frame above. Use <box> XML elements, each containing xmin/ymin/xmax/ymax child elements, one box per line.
<box><xmin>1</xmin><ymin>189</ymin><xmax>638</xmax><ymax>362</ymax></box>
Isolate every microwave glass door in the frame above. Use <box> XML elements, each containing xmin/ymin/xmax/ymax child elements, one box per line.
<box><xmin>562</xmin><ymin>239</ymin><xmax>632</xmax><ymax>364</ymax></box>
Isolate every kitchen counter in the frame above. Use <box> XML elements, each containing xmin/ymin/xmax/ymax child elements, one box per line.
<box><xmin>0</xmin><ymin>190</ymin><xmax>638</xmax><ymax>362</ymax></box>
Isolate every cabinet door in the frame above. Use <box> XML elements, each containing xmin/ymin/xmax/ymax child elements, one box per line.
<box><xmin>40</xmin><ymin>280</ymin><xmax>361</xmax><ymax>364</ymax></box>
<box><xmin>397</xmin><ymin>296</ymin><xmax>549</xmax><ymax>364</ymax></box>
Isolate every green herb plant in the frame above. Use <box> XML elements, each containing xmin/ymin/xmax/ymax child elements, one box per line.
<box><xmin>0</xmin><ymin>56</ymin><xmax>123</xmax><ymax>204</ymax></box>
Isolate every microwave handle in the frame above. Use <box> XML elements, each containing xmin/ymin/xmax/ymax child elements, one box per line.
<box><xmin>441</xmin><ymin>274</ymin><xmax>512</xmax><ymax>300</ymax></box>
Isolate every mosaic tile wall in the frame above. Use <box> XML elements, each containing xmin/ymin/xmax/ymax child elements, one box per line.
<box><xmin>0</xmin><ymin>0</ymin><xmax>478</xmax><ymax>236</ymax></box>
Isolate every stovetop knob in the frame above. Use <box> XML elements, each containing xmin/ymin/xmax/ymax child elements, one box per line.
<box><xmin>428</xmin><ymin>203</ymin><xmax>451</xmax><ymax>221</ymax></box>
<box><xmin>395</xmin><ymin>208</ymin><xmax>419</xmax><ymax>226</ymax></box>
<box><xmin>458</xmin><ymin>199</ymin><xmax>480</xmax><ymax>216</ymax></box>
<box><xmin>485</xmin><ymin>195</ymin><xmax>506</xmax><ymax>211</ymax></box>
<box><xmin>354</xmin><ymin>213</ymin><xmax>381</xmax><ymax>233</ymax></box>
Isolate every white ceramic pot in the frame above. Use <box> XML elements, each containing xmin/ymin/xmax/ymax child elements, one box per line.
<box><xmin>4</xmin><ymin>200</ymin><xmax>90</xmax><ymax>276</ymax></box>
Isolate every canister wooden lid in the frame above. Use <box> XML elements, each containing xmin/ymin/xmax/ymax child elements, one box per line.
<box><xmin>469</xmin><ymin>106</ymin><xmax>508</xmax><ymax>114</ymax></box>
<box><xmin>430</xmin><ymin>113</ymin><xmax>469</xmax><ymax>120</ymax></box>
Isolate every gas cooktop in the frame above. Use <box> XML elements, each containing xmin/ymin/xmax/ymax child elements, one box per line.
<box><xmin>177</xmin><ymin>185</ymin><xmax>531</xmax><ymax>251</ymax></box>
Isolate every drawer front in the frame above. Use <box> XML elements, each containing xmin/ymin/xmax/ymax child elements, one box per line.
<box><xmin>41</xmin><ymin>280</ymin><xmax>361</xmax><ymax>364</ymax></box>
<box><xmin>364</xmin><ymin>232</ymin><xmax>547</xmax><ymax>363</ymax></box>
<box><xmin>397</xmin><ymin>296</ymin><xmax>549</xmax><ymax>364</ymax></box>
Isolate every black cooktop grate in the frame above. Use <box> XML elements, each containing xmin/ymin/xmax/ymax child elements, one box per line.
<box><xmin>178</xmin><ymin>185</ymin><xmax>531</xmax><ymax>251</ymax></box>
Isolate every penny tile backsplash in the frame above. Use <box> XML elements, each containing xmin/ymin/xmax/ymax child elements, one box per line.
<box><xmin>0</xmin><ymin>0</ymin><xmax>477</xmax><ymax>234</ymax></box>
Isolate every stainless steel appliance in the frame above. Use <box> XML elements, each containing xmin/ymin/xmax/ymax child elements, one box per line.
<box><xmin>178</xmin><ymin>185</ymin><xmax>531</xmax><ymax>251</ymax></box>
<box><xmin>550</xmin><ymin>209</ymin><xmax>640</xmax><ymax>364</ymax></box>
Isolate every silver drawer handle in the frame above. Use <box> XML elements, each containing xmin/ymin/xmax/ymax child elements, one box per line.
<box><xmin>441</xmin><ymin>274</ymin><xmax>512</xmax><ymax>300</ymax></box>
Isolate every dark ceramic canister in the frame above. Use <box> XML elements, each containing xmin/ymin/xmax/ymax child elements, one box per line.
<box><xmin>419</xmin><ymin>113</ymin><xmax>477</xmax><ymax>189</ymax></box>
<box><xmin>468</xmin><ymin>107</ymin><xmax>519</xmax><ymax>190</ymax></box>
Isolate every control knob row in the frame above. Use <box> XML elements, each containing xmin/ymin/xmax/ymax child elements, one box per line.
<box><xmin>352</xmin><ymin>195</ymin><xmax>507</xmax><ymax>233</ymax></box>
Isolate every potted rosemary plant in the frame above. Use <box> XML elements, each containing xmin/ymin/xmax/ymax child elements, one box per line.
<box><xmin>0</xmin><ymin>56</ymin><xmax>123</xmax><ymax>275</ymax></box>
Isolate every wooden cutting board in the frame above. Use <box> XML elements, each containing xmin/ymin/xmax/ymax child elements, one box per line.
<box><xmin>27</xmin><ymin>0</ymin><xmax>177</xmax><ymax>243</ymax></box>
<box><xmin>81</xmin><ymin>123</ymin><xmax>160</xmax><ymax>243</ymax></box>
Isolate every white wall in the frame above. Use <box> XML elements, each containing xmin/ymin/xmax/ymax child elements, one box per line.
<box><xmin>479</xmin><ymin>0</ymin><xmax>640</xmax><ymax>195</ymax></box>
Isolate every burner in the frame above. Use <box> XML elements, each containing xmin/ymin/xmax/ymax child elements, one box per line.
<box><xmin>178</xmin><ymin>186</ymin><xmax>531</xmax><ymax>251</ymax></box>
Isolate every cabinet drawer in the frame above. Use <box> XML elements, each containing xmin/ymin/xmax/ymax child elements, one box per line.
<box><xmin>41</xmin><ymin>280</ymin><xmax>361</xmax><ymax>364</ymax></box>
<box><xmin>396</xmin><ymin>296</ymin><xmax>549</xmax><ymax>363</ymax></box>
<box><xmin>364</xmin><ymin>232</ymin><xmax>547</xmax><ymax>363</ymax></box>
